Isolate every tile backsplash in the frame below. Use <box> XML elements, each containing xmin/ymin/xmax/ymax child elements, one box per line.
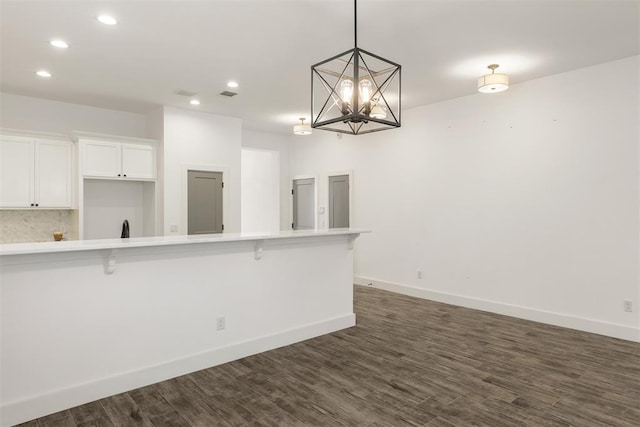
<box><xmin>0</xmin><ymin>210</ymin><xmax>78</xmax><ymax>243</ymax></box>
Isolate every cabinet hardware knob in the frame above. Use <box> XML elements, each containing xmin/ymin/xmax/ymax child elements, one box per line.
<box><xmin>123</xmin><ymin>174</ymin><xmax>127</xmax><ymax>177</ymax></box>
<box><xmin>118</xmin><ymin>174</ymin><xmax>121</xmax><ymax>177</ymax></box>
<box><xmin>30</xmin><ymin>203</ymin><xmax>34</xmax><ymax>206</ymax></box>
<box><xmin>36</xmin><ymin>203</ymin><xmax>39</xmax><ymax>207</ymax></box>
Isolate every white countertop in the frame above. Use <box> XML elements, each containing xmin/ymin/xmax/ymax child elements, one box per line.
<box><xmin>0</xmin><ymin>228</ymin><xmax>369</xmax><ymax>256</ymax></box>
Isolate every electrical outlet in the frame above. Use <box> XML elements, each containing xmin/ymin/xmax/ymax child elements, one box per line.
<box><xmin>216</xmin><ymin>316</ymin><xmax>226</xmax><ymax>330</ymax></box>
<box><xmin>417</xmin><ymin>270</ymin><xmax>423</xmax><ymax>279</ymax></box>
<box><xmin>624</xmin><ymin>300</ymin><xmax>633</xmax><ymax>312</ymax></box>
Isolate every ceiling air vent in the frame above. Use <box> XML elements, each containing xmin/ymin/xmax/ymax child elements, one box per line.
<box><xmin>175</xmin><ymin>89</ymin><xmax>197</xmax><ymax>97</ymax></box>
<box><xmin>219</xmin><ymin>91</ymin><xmax>237</xmax><ymax>97</ymax></box>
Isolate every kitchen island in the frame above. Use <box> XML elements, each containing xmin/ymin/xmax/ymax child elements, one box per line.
<box><xmin>0</xmin><ymin>229</ymin><xmax>366</xmax><ymax>426</ymax></box>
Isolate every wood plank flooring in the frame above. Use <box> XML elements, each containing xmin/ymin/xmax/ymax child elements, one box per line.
<box><xmin>19</xmin><ymin>286</ymin><xmax>640</xmax><ymax>426</ymax></box>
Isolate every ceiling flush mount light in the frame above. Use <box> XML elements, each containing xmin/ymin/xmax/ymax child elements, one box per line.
<box><xmin>97</xmin><ymin>15</ymin><xmax>118</xmax><ymax>25</ymax></box>
<box><xmin>50</xmin><ymin>39</ymin><xmax>68</xmax><ymax>49</ymax></box>
<box><xmin>227</xmin><ymin>81</ymin><xmax>239</xmax><ymax>88</ymax></box>
<box><xmin>190</xmin><ymin>99</ymin><xmax>201</xmax><ymax>105</ymax></box>
<box><xmin>478</xmin><ymin>64</ymin><xmax>509</xmax><ymax>93</ymax></box>
<box><xmin>36</xmin><ymin>70</ymin><xmax>52</xmax><ymax>78</ymax></box>
<box><xmin>311</xmin><ymin>0</ymin><xmax>401</xmax><ymax>135</ymax></box>
<box><xmin>293</xmin><ymin>118</ymin><xmax>312</xmax><ymax>135</ymax></box>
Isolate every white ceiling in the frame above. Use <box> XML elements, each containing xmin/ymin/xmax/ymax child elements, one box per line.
<box><xmin>1</xmin><ymin>0</ymin><xmax>638</xmax><ymax>134</ymax></box>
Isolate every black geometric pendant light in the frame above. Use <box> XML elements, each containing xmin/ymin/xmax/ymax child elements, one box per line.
<box><xmin>311</xmin><ymin>0</ymin><xmax>401</xmax><ymax>135</ymax></box>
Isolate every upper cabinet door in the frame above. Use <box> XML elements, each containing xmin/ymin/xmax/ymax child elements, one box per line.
<box><xmin>0</xmin><ymin>137</ymin><xmax>34</xmax><ymax>207</ymax></box>
<box><xmin>122</xmin><ymin>143</ymin><xmax>155</xmax><ymax>179</ymax></box>
<box><xmin>82</xmin><ymin>141</ymin><xmax>121</xmax><ymax>178</ymax></box>
<box><xmin>35</xmin><ymin>140</ymin><xmax>72</xmax><ymax>208</ymax></box>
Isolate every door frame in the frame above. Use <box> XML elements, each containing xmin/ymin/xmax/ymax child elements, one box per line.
<box><xmin>182</xmin><ymin>163</ymin><xmax>229</xmax><ymax>234</ymax></box>
<box><xmin>326</xmin><ymin>170</ymin><xmax>354</xmax><ymax>229</ymax></box>
<box><xmin>290</xmin><ymin>174</ymin><xmax>318</xmax><ymax>230</ymax></box>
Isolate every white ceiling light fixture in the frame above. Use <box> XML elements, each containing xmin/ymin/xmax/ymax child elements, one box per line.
<box><xmin>293</xmin><ymin>118</ymin><xmax>312</xmax><ymax>135</ymax></box>
<box><xmin>227</xmin><ymin>81</ymin><xmax>239</xmax><ymax>88</ymax></box>
<box><xmin>50</xmin><ymin>39</ymin><xmax>69</xmax><ymax>49</ymax></box>
<box><xmin>190</xmin><ymin>99</ymin><xmax>201</xmax><ymax>105</ymax></box>
<box><xmin>97</xmin><ymin>15</ymin><xmax>118</xmax><ymax>25</ymax></box>
<box><xmin>369</xmin><ymin>96</ymin><xmax>387</xmax><ymax>119</ymax></box>
<box><xmin>478</xmin><ymin>64</ymin><xmax>509</xmax><ymax>93</ymax></box>
<box><xmin>36</xmin><ymin>70</ymin><xmax>52</xmax><ymax>78</ymax></box>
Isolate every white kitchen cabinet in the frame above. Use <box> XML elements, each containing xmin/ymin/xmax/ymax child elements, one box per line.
<box><xmin>0</xmin><ymin>135</ymin><xmax>72</xmax><ymax>208</ymax></box>
<box><xmin>81</xmin><ymin>140</ymin><xmax>155</xmax><ymax>180</ymax></box>
<box><xmin>0</xmin><ymin>137</ymin><xmax>33</xmax><ymax>207</ymax></box>
<box><xmin>82</xmin><ymin>141</ymin><xmax>120</xmax><ymax>178</ymax></box>
<box><xmin>121</xmin><ymin>144</ymin><xmax>155</xmax><ymax>179</ymax></box>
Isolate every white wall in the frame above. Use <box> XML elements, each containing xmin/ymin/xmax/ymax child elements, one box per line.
<box><xmin>146</xmin><ymin>108</ymin><xmax>165</xmax><ymax>236</ymax></box>
<box><xmin>290</xmin><ymin>56</ymin><xmax>640</xmax><ymax>341</ymax></box>
<box><xmin>83</xmin><ymin>180</ymin><xmax>145</xmax><ymax>239</ymax></box>
<box><xmin>0</xmin><ymin>93</ymin><xmax>147</xmax><ymax>138</ymax></box>
<box><xmin>163</xmin><ymin>106</ymin><xmax>242</xmax><ymax>234</ymax></box>
<box><xmin>241</xmin><ymin>148</ymin><xmax>280</xmax><ymax>233</ymax></box>
<box><xmin>242</xmin><ymin>129</ymin><xmax>291</xmax><ymax>231</ymax></box>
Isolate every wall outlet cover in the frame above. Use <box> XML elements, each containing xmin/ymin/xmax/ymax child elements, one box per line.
<box><xmin>216</xmin><ymin>316</ymin><xmax>226</xmax><ymax>330</ymax></box>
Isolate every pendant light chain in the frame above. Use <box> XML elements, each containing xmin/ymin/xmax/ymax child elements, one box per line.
<box><xmin>354</xmin><ymin>0</ymin><xmax>357</xmax><ymax>48</ymax></box>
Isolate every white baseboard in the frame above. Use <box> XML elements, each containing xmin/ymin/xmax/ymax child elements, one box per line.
<box><xmin>354</xmin><ymin>276</ymin><xmax>640</xmax><ymax>343</ymax></box>
<box><xmin>1</xmin><ymin>314</ymin><xmax>356</xmax><ymax>427</ymax></box>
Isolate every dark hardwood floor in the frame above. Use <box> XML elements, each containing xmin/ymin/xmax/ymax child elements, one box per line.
<box><xmin>21</xmin><ymin>286</ymin><xmax>640</xmax><ymax>426</ymax></box>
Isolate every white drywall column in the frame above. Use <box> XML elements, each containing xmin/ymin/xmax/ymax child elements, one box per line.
<box><xmin>241</xmin><ymin>148</ymin><xmax>280</xmax><ymax>233</ymax></box>
<box><xmin>163</xmin><ymin>106</ymin><xmax>242</xmax><ymax>234</ymax></box>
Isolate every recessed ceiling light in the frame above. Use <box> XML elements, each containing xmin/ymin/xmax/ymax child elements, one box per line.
<box><xmin>97</xmin><ymin>15</ymin><xmax>118</xmax><ymax>25</ymax></box>
<box><xmin>50</xmin><ymin>39</ymin><xmax>69</xmax><ymax>49</ymax></box>
<box><xmin>227</xmin><ymin>81</ymin><xmax>239</xmax><ymax>88</ymax></box>
<box><xmin>190</xmin><ymin>99</ymin><xmax>201</xmax><ymax>105</ymax></box>
<box><xmin>36</xmin><ymin>70</ymin><xmax>52</xmax><ymax>78</ymax></box>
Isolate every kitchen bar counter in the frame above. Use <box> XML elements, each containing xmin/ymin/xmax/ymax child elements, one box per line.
<box><xmin>1</xmin><ymin>229</ymin><xmax>366</xmax><ymax>426</ymax></box>
<box><xmin>0</xmin><ymin>228</ymin><xmax>368</xmax><ymax>256</ymax></box>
